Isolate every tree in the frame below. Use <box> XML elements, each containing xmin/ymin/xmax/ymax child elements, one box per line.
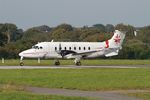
<box><xmin>54</xmin><ymin>24</ymin><xmax>73</xmax><ymax>32</ymax></box>
<box><xmin>0</xmin><ymin>33</ymin><xmax>7</xmax><ymax>46</ymax></box>
<box><xmin>105</xmin><ymin>24</ymin><xmax>115</xmax><ymax>33</ymax></box>
<box><xmin>0</xmin><ymin>23</ymin><xmax>23</xmax><ymax>45</ymax></box>
<box><xmin>118</xmin><ymin>39</ymin><xmax>150</xmax><ymax>59</ymax></box>
<box><xmin>93</xmin><ymin>24</ymin><xmax>106</xmax><ymax>32</ymax></box>
<box><xmin>138</xmin><ymin>26</ymin><xmax>150</xmax><ymax>44</ymax></box>
<box><xmin>31</xmin><ymin>25</ymin><xmax>51</xmax><ymax>32</ymax></box>
<box><xmin>115</xmin><ymin>23</ymin><xmax>135</xmax><ymax>39</ymax></box>
<box><xmin>51</xmin><ymin>24</ymin><xmax>76</xmax><ymax>41</ymax></box>
<box><xmin>22</xmin><ymin>29</ymin><xmax>50</xmax><ymax>46</ymax></box>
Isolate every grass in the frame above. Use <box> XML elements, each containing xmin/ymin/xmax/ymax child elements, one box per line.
<box><xmin>0</xmin><ymin>84</ymin><xmax>97</xmax><ymax>100</ymax></box>
<box><xmin>0</xmin><ymin>91</ymin><xmax>94</xmax><ymax>100</ymax></box>
<box><xmin>128</xmin><ymin>93</ymin><xmax>150</xmax><ymax>100</ymax></box>
<box><xmin>0</xmin><ymin>59</ymin><xmax>149</xmax><ymax>66</ymax></box>
<box><xmin>0</xmin><ymin>68</ymin><xmax>150</xmax><ymax>91</ymax></box>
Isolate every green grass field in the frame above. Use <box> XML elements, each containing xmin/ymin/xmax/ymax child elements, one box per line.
<box><xmin>0</xmin><ymin>68</ymin><xmax>150</xmax><ymax>91</ymax></box>
<box><xmin>0</xmin><ymin>84</ymin><xmax>97</xmax><ymax>100</ymax></box>
<box><xmin>0</xmin><ymin>91</ymin><xmax>94</xmax><ymax>100</ymax></box>
<box><xmin>0</xmin><ymin>59</ymin><xmax>150</xmax><ymax>66</ymax></box>
<box><xmin>0</xmin><ymin>60</ymin><xmax>150</xmax><ymax>100</ymax></box>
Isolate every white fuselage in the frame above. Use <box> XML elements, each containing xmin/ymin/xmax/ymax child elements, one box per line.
<box><xmin>19</xmin><ymin>42</ymin><xmax>106</xmax><ymax>59</ymax></box>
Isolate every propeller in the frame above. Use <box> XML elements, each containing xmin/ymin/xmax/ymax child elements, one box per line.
<box><xmin>58</xmin><ymin>43</ymin><xmax>65</xmax><ymax>58</ymax></box>
<box><xmin>57</xmin><ymin>43</ymin><xmax>76</xmax><ymax>58</ymax></box>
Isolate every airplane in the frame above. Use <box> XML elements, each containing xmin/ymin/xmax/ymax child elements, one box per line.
<box><xmin>19</xmin><ymin>30</ymin><xmax>125</xmax><ymax>66</ymax></box>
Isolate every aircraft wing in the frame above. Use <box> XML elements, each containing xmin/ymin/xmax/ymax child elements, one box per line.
<box><xmin>56</xmin><ymin>50</ymin><xmax>76</xmax><ymax>57</ymax></box>
<box><xmin>72</xmin><ymin>50</ymin><xmax>100</xmax><ymax>57</ymax></box>
<box><xmin>56</xmin><ymin>50</ymin><xmax>102</xmax><ymax>59</ymax></box>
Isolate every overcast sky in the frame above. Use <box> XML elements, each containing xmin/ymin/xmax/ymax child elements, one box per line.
<box><xmin>0</xmin><ymin>0</ymin><xmax>149</xmax><ymax>30</ymax></box>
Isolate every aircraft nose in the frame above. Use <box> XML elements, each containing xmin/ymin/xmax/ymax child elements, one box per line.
<box><xmin>19</xmin><ymin>52</ymin><xmax>23</xmax><ymax>57</ymax></box>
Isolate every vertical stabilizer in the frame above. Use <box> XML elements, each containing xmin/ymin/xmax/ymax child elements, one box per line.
<box><xmin>108</xmin><ymin>30</ymin><xmax>125</xmax><ymax>49</ymax></box>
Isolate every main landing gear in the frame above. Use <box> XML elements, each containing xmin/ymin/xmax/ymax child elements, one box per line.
<box><xmin>75</xmin><ymin>61</ymin><xmax>81</xmax><ymax>66</ymax></box>
<box><xmin>74</xmin><ymin>58</ymin><xmax>81</xmax><ymax>66</ymax></box>
<box><xmin>20</xmin><ymin>56</ymin><xmax>24</xmax><ymax>66</ymax></box>
<box><xmin>54</xmin><ymin>59</ymin><xmax>60</xmax><ymax>66</ymax></box>
<box><xmin>54</xmin><ymin>58</ymin><xmax>81</xmax><ymax>66</ymax></box>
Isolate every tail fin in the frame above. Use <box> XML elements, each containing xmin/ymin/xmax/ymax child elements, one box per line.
<box><xmin>104</xmin><ymin>30</ymin><xmax>125</xmax><ymax>57</ymax></box>
<box><xmin>108</xmin><ymin>30</ymin><xmax>125</xmax><ymax>49</ymax></box>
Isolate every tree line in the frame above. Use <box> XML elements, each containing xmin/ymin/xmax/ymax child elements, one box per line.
<box><xmin>0</xmin><ymin>23</ymin><xmax>149</xmax><ymax>59</ymax></box>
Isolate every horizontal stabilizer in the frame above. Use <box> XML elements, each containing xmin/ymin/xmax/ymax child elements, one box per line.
<box><xmin>105</xmin><ymin>52</ymin><xmax>118</xmax><ymax>57</ymax></box>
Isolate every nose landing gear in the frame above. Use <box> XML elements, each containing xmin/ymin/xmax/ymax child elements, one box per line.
<box><xmin>20</xmin><ymin>61</ymin><xmax>24</xmax><ymax>66</ymax></box>
<box><xmin>20</xmin><ymin>56</ymin><xmax>24</xmax><ymax>66</ymax></box>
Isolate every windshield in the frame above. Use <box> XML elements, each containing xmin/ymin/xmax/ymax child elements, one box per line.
<box><xmin>32</xmin><ymin>46</ymin><xmax>43</xmax><ymax>49</ymax></box>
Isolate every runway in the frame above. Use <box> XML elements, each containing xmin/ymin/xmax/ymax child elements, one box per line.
<box><xmin>0</xmin><ymin>65</ymin><xmax>148</xmax><ymax>69</ymax></box>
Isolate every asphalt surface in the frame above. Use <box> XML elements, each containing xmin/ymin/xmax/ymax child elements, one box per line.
<box><xmin>25</xmin><ymin>86</ymin><xmax>142</xmax><ymax>100</ymax></box>
<box><xmin>0</xmin><ymin>65</ymin><xmax>148</xmax><ymax>69</ymax></box>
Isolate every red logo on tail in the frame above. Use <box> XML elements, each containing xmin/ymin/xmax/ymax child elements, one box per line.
<box><xmin>114</xmin><ymin>34</ymin><xmax>121</xmax><ymax>44</ymax></box>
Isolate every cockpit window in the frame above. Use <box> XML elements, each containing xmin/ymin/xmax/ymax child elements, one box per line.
<box><xmin>32</xmin><ymin>46</ymin><xmax>35</xmax><ymax>49</ymax></box>
<box><xmin>32</xmin><ymin>46</ymin><xmax>42</xmax><ymax>49</ymax></box>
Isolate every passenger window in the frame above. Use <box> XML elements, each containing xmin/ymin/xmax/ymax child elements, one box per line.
<box><xmin>74</xmin><ymin>47</ymin><xmax>76</xmax><ymax>50</ymax></box>
<box><xmin>84</xmin><ymin>47</ymin><xmax>86</xmax><ymax>50</ymax></box>
<box><xmin>69</xmin><ymin>47</ymin><xmax>71</xmax><ymax>50</ymax></box>
<box><xmin>55</xmin><ymin>47</ymin><xmax>57</xmax><ymax>51</ymax></box>
<box><xmin>88</xmin><ymin>47</ymin><xmax>90</xmax><ymax>50</ymax></box>
<box><xmin>40</xmin><ymin>47</ymin><xmax>43</xmax><ymax>49</ymax></box>
<box><xmin>59</xmin><ymin>47</ymin><xmax>62</xmax><ymax>50</ymax></box>
<box><xmin>64</xmin><ymin>47</ymin><xmax>67</xmax><ymax>50</ymax></box>
<box><xmin>79</xmin><ymin>47</ymin><xmax>81</xmax><ymax>50</ymax></box>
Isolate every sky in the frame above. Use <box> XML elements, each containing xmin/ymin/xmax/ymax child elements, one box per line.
<box><xmin>0</xmin><ymin>0</ymin><xmax>150</xmax><ymax>30</ymax></box>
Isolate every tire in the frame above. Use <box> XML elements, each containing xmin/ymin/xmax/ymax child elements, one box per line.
<box><xmin>76</xmin><ymin>62</ymin><xmax>81</xmax><ymax>66</ymax></box>
<box><xmin>20</xmin><ymin>62</ymin><xmax>24</xmax><ymax>66</ymax></box>
<box><xmin>54</xmin><ymin>61</ymin><xmax>60</xmax><ymax>66</ymax></box>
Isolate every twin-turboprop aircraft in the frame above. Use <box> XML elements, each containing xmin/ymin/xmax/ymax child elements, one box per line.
<box><xmin>19</xmin><ymin>30</ymin><xmax>125</xmax><ymax>66</ymax></box>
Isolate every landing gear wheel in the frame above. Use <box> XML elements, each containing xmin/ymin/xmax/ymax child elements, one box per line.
<box><xmin>76</xmin><ymin>61</ymin><xmax>81</xmax><ymax>66</ymax></box>
<box><xmin>54</xmin><ymin>60</ymin><xmax>60</xmax><ymax>66</ymax></box>
<box><xmin>20</xmin><ymin>62</ymin><xmax>24</xmax><ymax>66</ymax></box>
